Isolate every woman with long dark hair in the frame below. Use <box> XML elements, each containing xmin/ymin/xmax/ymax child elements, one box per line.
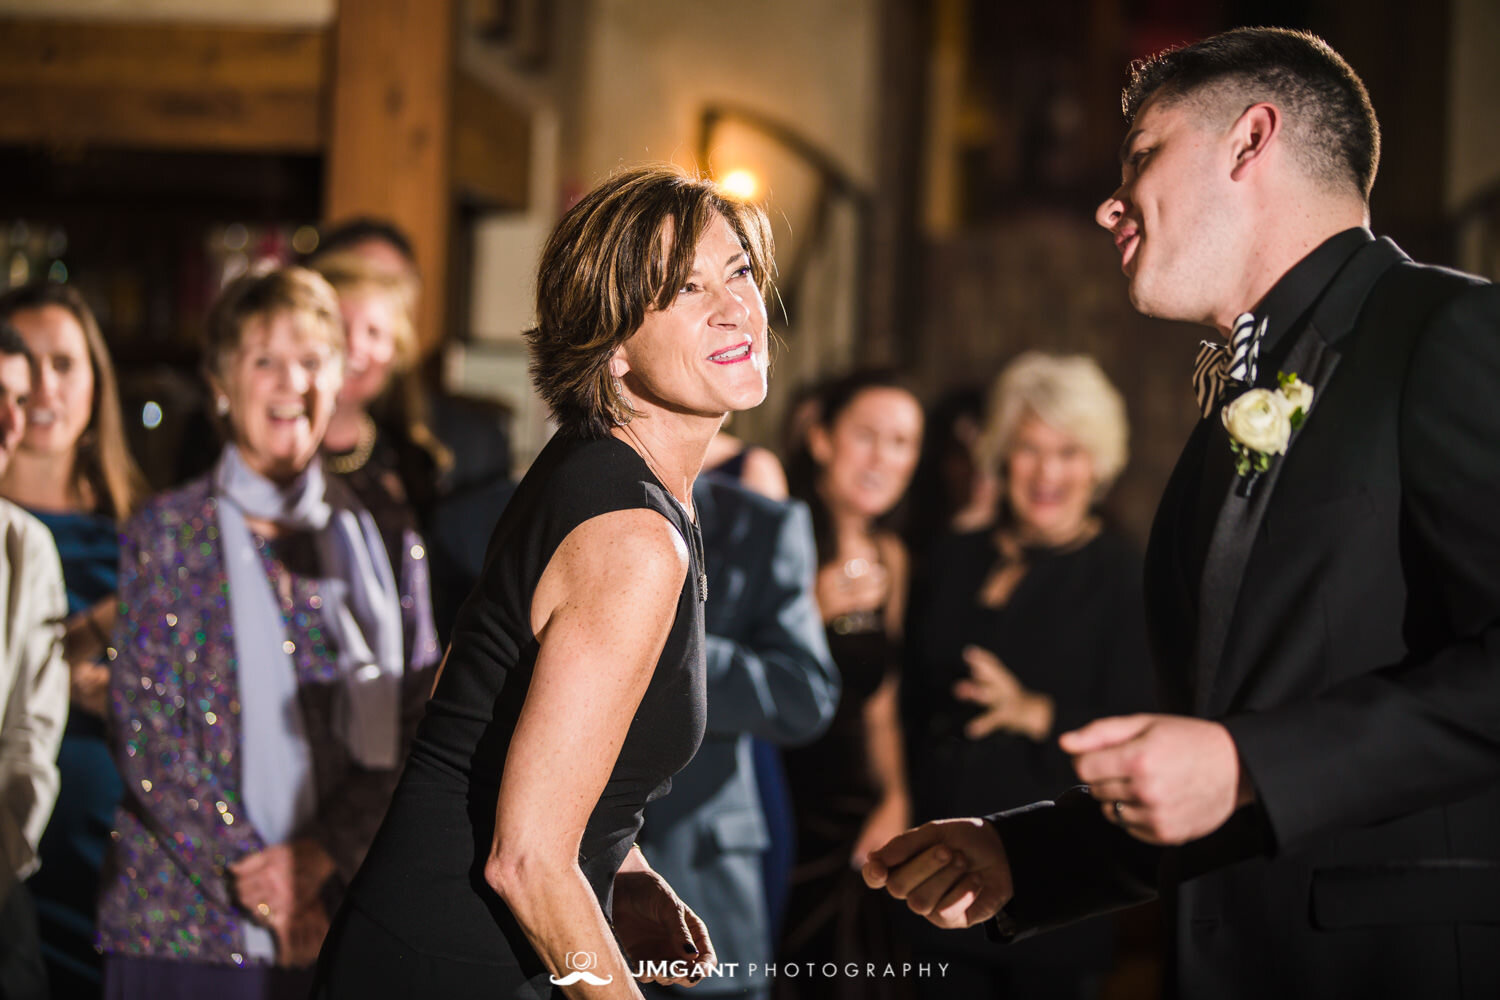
<box><xmin>778</xmin><ymin>370</ymin><xmax>924</xmax><ymax>1000</ymax></box>
<box><xmin>0</xmin><ymin>282</ymin><xmax>147</xmax><ymax>999</ymax></box>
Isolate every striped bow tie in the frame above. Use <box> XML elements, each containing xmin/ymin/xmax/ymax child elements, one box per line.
<box><xmin>1192</xmin><ymin>312</ymin><xmax>1266</xmax><ymax>418</ymax></box>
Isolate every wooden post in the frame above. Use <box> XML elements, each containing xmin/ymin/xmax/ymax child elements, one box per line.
<box><xmin>324</xmin><ymin>0</ymin><xmax>457</xmax><ymax>354</ymax></box>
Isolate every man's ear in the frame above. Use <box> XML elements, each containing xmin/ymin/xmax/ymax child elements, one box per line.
<box><xmin>1229</xmin><ymin>102</ymin><xmax>1281</xmax><ymax>182</ymax></box>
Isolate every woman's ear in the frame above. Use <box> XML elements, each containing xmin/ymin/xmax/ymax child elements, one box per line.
<box><xmin>205</xmin><ymin>372</ymin><xmax>230</xmax><ymax>415</ymax></box>
<box><xmin>608</xmin><ymin>346</ymin><xmax>629</xmax><ymax>380</ymax></box>
<box><xmin>807</xmin><ymin>423</ymin><xmax>833</xmax><ymax>466</ymax></box>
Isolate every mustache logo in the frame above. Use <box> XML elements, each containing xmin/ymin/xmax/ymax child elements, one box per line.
<box><xmin>550</xmin><ymin>951</ymin><xmax>615</xmax><ymax>986</ymax></box>
<box><xmin>549</xmin><ymin>971</ymin><xmax>615</xmax><ymax>985</ymax></box>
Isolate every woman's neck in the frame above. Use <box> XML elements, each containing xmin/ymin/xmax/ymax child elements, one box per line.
<box><xmin>821</xmin><ymin>491</ymin><xmax>877</xmax><ymax>556</ymax></box>
<box><xmin>1010</xmin><ymin>514</ymin><xmax>1099</xmax><ymax>552</ymax></box>
<box><xmin>611</xmin><ymin>410</ymin><xmax>721</xmax><ymax>508</ymax></box>
<box><xmin>0</xmin><ymin>448</ymin><xmax>83</xmax><ymax>513</ymax></box>
<box><xmin>325</xmin><ymin>405</ymin><xmax>368</xmax><ymax>452</ymax></box>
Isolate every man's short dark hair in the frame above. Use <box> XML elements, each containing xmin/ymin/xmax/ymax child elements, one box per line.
<box><xmin>1123</xmin><ymin>27</ymin><xmax>1380</xmax><ymax>201</ymax></box>
<box><xmin>308</xmin><ymin>217</ymin><xmax>417</xmax><ymax>268</ymax></box>
<box><xmin>0</xmin><ymin>322</ymin><xmax>31</xmax><ymax>363</ymax></box>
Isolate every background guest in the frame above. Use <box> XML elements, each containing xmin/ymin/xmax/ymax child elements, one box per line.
<box><xmin>778</xmin><ymin>370</ymin><xmax>923</xmax><ymax>1000</ymax></box>
<box><xmin>309</xmin><ymin>251</ymin><xmax>441</xmax><ymax>657</ymax></box>
<box><xmin>699</xmin><ymin>421</ymin><xmax>793</xmax><ymax>952</ymax></box>
<box><xmin>309</xmin><ymin>250</ymin><xmax>449</xmax><ymax>537</ymax></box>
<box><xmin>96</xmin><ymin>267</ymin><xmax>438</xmax><ymax>998</ymax></box>
<box><xmin>639</xmin><ymin>475</ymin><xmax>839</xmax><ymax>1000</ymax></box>
<box><xmin>309</xmin><ymin>219</ymin><xmax>510</xmax><ymax>643</ymax></box>
<box><xmin>903</xmin><ymin>385</ymin><xmax>999</xmax><ymax>571</ymax></box>
<box><xmin>901</xmin><ymin>352</ymin><xmax>1151</xmax><ymax>999</ymax></box>
<box><xmin>0</xmin><ymin>282</ymin><xmax>147</xmax><ymax>1000</ymax></box>
<box><xmin>703</xmin><ymin>427</ymin><xmax>788</xmax><ymax>500</ymax></box>
<box><xmin>0</xmin><ymin>323</ymin><xmax>70</xmax><ymax>1000</ymax></box>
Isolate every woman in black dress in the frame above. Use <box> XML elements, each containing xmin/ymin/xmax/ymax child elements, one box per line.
<box><xmin>313</xmin><ymin>165</ymin><xmax>775</xmax><ymax>999</ymax></box>
<box><xmin>778</xmin><ymin>371</ymin><xmax>924</xmax><ymax>1000</ymax></box>
<box><xmin>901</xmin><ymin>352</ymin><xmax>1153</xmax><ymax>999</ymax></box>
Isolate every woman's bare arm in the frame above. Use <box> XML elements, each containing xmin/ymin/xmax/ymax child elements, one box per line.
<box><xmin>484</xmin><ymin>507</ymin><xmax>688</xmax><ymax>999</ymax></box>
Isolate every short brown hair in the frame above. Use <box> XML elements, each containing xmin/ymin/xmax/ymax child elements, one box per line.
<box><xmin>1123</xmin><ymin>27</ymin><xmax>1380</xmax><ymax>200</ymax></box>
<box><xmin>0</xmin><ymin>282</ymin><xmax>147</xmax><ymax>519</ymax></box>
<box><xmin>527</xmin><ymin>164</ymin><xmax>774</xmax><ymax>439</ymax></box>
<box><xmin>202</xmin><ymin>265</ymin><xmax>345</xmax><ymax>384</ymax></box>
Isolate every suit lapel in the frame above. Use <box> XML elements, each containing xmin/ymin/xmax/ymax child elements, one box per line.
<box><xmin>1191</xmin><ymin>238</ymin><xmax>1408</xmax><ymax>713</ymax></box>
<box><xmin>1192</xmin><ymin>330</ymin><xmax>1340</xmax><ymax>711</ymax></box>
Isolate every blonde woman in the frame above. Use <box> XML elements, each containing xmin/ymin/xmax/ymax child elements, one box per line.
<box><xmin>900</xmin><ymin>352</ymin><xmax>1151</xmax><ymax>1000</ymax></box>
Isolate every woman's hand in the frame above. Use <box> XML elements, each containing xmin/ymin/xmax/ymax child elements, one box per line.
<box><xmin>229</xmin><ymin>838</ymin><xmax>336</xmax><ymax>931</ymax></box>
<box><xmin>68</xmin><ymin>661</ymin><xmax>110</xmax><ymax>717</ymax></box>
<box><xmin>851</xmin><ymin>791</ymin><xmax>911</xmax><ymax>870</ymax></box>
<box><xmin>611</xmin><ymin>867</ymin><xmax>716</xmax><ymax>987</ymax></box>
<box><xmin>63</xmin><ymin>598</ymin><xmax>116</xmax><ymax>716</ymax></box>
<box><xmin>953</xmin><ymin>646</ymin><xmax>1054</xmax><ymax>741</ymax></box>
<box><xmin>815</xmin><ymin>558</ymin><xmax>889</xmax><ymax>622</ymax></box>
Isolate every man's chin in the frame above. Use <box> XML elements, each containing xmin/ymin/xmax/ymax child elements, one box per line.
<box><xmin>1126</xmin><ymin>276</ymin><xmax>1178</xmax><ymax>321</ymax></box>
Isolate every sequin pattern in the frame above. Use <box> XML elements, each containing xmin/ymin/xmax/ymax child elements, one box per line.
<box><xmin>96</xmin><ymin>476</ymin><xmax>440</xmax><ymax>965</ymax></box>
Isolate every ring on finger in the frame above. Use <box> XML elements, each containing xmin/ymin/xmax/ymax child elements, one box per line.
<box><xmin>1113</xmin><ymin>800</ymin><xmax>1125</xmax><ymax>821</ymax></box>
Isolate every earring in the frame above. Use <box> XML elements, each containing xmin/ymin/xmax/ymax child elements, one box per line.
<box><xmin>216</xmin><ymin>395</ymin><xmax>230</xmax><ymax>416</ymax></box>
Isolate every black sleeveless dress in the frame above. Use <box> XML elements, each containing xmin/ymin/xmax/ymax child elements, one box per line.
<box><xmin>776</xmin><ymin>604</ymin><xmax>910</xmax><ymax>1000</ymax></box>
<box><xmin>313</xmin><ymin>433</ymin><xmax>707</xmax><ymax>999</ymax></box>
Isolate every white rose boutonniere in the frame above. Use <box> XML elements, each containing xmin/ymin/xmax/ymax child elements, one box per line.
<box><xmin>1221</xmin><ymin>372</ymin><xmax>1314</xmax><ymax>490</ymax></box>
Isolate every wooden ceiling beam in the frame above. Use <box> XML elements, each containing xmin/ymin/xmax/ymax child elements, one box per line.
<box><xmin>0</xmin><ymin>19</ymin><xmax>328</xmax><ymax>152</ymax></box>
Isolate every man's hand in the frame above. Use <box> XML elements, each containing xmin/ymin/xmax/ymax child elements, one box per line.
<box><xmin>850</xmin><ymin>792</ymin><xmax>910</xmax><ymax>870</ymax></box>
<box><xmin>861</xmin><ymin>818</ymin><xmax>1013</xmax><ymax>929</ymax></box>
<box><xmin>612</xmin><ymin>868</ymin><xmax>716</xmax><ymax>986</ymax></box>
<box><xmin>1061</xmin><ymin>713</ymin><xmax>1255</xmax><ymax>846</ymax></box>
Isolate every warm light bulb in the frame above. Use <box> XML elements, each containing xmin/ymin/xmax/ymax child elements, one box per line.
<box><xmin>719</xmin><ymin>169</ymin><xmax>760</xmax><ymax>201</ymax></box>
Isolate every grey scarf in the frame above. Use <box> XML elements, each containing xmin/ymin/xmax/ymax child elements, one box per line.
<box><xmin>213</xmin><ymin>444</ymin><xmax>405</xmax><ymax>860</ymax></box>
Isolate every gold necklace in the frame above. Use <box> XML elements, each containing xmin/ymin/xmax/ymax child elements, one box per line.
<box><xmin>325</xmin><ymin>413</ymin><xmax>377</xmax><ymax>475</ymax></box>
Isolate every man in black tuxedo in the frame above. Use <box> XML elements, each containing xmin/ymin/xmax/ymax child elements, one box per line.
<box><xmin>864</xmin><ymin>26</ymin><xmax>1500</xmax><ymax>999</ymax></box>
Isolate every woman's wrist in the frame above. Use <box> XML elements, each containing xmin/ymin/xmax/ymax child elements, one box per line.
<box><xmin>1018</xmin><ymin>691</ymin><xmax>1055</xmax><ymax>742</ymax></box>
<box><xmin>617</xmin><ymin>843</ymin><xmax>651</xmax><ymax>874</ymax></box>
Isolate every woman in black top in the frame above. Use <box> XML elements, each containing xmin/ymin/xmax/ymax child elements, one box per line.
<box><xmin>312</xmin><ymin>165</ymin><xmax>775</xmax><ymax>999</ymax></box>
<box><xmin>778</xmin><ymin>371</ymin><xmax>924</xmax><ymax>1000</ymax></box>
<box><xmin>902</xmin><ymin>352</ymin><xmax>1152</xmax><ymax>1000</ymax></box>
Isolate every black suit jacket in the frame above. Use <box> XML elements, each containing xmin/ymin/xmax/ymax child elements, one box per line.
<box><xmin>986</xmin><ymin>237</ymin><xmax>1500</xmax><ymax>999</ymax></box>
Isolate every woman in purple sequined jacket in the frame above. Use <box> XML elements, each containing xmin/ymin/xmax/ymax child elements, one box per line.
<box><xmin>96</xmin><ymin>267</ymin><xmax>439</xmax><ymax>999</ymax></box>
